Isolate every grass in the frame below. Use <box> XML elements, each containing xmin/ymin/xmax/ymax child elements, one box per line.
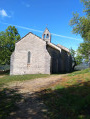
<box><xmin>41</xmin><ymin>68</ymin><xmax>90</xmax><ymax>119</ymax></box>
<box><xmin>0</xmin><ymin>69</ymin><xmax>90</xmax><ymax>119</ymax></box>
<box><xmin>0</xmin><ymin>73</ymin><xmax>49</xmax><ymax>119</ymax></box>
<box><xmin>0</xmin><ymin>88</ymin><xmax>22</xmax><ymax>119</ymax></box>
<box><xmin>68</xmin><ymin>68</ymin><xmax>90</xmax><ymax>76</ymax></box>
<box><xmin>0</xmin><ymin>74</ymin><xmax>49</xmax><ymax>87</ymax></box>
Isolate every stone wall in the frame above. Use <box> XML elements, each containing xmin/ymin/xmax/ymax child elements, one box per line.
<box><xmin>10</xmin><ymin>33</ymin><xmax>51</xmax><ymax>75</ymax></box>
<box><xmin>46</xmin><ymin>46</ymin><xmax>72</xmax><ymax>74</ymax></box>
<box><xmin>61</xmin><ymin>49</ymin><xmax>72</xmax><ymax>72</ymax></box>
<box><xmin>46</xmin><ymin>45</ymin><xmax>61</xmax><ymax>74</ymax></box>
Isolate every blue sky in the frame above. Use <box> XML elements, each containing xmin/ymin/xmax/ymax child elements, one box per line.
<box><xmin>0</xmin><ymin>0</ymin><xmax>85</xmax><ymax>50</ymax></box>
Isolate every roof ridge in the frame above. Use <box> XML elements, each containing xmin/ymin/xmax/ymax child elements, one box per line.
<box><xmin>57</xmin><ymin>44</ymin><xmax>70</xmax><ymax>52</ymax></box>
<box><xmin>47</xmin><ymin>42</ymin><xmax>70</xmax><ymax>53</ymax></box>
<box><xmin>16</xmin><ymin>32</ymin><xmax>45</xmax><ymax>44</ymax></box>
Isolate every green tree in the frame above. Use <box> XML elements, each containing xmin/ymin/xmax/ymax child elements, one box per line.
<box><xmin>70</xmin><ymin>48</ymin><xmax>76</xmax><ymax>70</ymax></box>
<box><xmin>0</xmin><ymin>26</ymin><xmax>20</xmax><ymax>65</ymax></box>
<box><xmin>70</xmin><ymin>48</ymin><xmax>83</xmax><ymax>70</ymax></box>
<box><xmin>70</xmin><ymin>0</ymin><xmax>90</xmax><ymax>62</ymax></box>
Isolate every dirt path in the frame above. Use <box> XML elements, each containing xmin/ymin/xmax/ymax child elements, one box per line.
<box><xmin>7</xmin><ymin>74</ymin><xmax>65</xmax><ymax>119</ymax></box>
<box><xmin>9</xmin><ymin>74</ymin><xmax>65</xmax><ymax>93</ymax></box>
<box><xmin>0</xmin><ymin>75</ymin><xmax>5</xmax><ymax>78</ymax></box>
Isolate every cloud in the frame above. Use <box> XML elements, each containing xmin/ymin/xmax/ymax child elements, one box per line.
<box><xmin>0</xmin><ymin>22</ymin><xmax>83</xmax><ymax>41</ymax></box>
<box><xmin>0</xmin><ymin>9</ymin><xmax>11</xmax><ymax>17</ymax></box>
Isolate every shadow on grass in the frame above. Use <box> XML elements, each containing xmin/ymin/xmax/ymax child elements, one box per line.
<box><xmin>0</xmin><ymin>81</ymin><xmax>90</xmax><ymax>119</ymax></box>
<box><xmin>0</xmin><ymin>88</ymin><xmax>48</xmax><ymax>119</ymax></box>
<box><xmin>40</xmin><ymin>81</ymin><xmax>90</xmax><ymax>119</ymax></box>
<box><xmin>0</xmin><ymin>88</ymin><xmax>22</xmax><ymax>119</ymax></box>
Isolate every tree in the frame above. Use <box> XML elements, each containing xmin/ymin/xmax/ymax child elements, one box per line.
<box><xmin>70</xmin><ymin>0</ymin><xmax>90</xmax><ymax>62</ymax></box>
<box><xmin>0</xmin><ymin>26</ymin><xmax>20</xmax><ymax>65</ymax></box>
<box><xmin>70</xmin><ymin>48</ymin><xmax>76</xmax><ymax>70</ymax></box>
<box><xmin>81</xmin><ymin>0</ymin><xmax>90</xmax><ymax>15</ymax></box>
<box><xmin>70</xmin><ymin>48</ymin><xmax>83</xmax><ymax>70</ymax></box>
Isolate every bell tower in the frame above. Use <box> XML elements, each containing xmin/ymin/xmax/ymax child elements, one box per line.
<box><xmin>42</xmin><ymin>28</ymin><xmax>51</xmax><ymax>43</ymax></box>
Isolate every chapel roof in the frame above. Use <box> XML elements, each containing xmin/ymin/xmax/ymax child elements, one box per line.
<box><xmin>15</xmin><ymin>31</ymin><xmax>70</xmax><ymax>53</ymax></box>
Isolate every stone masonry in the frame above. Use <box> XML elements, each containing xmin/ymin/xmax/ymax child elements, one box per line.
<box><xmin>10</xmin><ymin>28</ymin><xmax>72</xmax><ymax>75</ymax></box>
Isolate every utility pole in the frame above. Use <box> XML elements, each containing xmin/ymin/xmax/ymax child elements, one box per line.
<box><xmin>89</xmin><ymin>51</ymin><xmax>90</xmax><ymax>68</ymax></box>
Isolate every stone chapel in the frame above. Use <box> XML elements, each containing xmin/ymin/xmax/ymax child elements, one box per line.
<box><xmin>10</xmin><ymin>28</ymin><xmax>72</xmax><ymax>75</ymax></box>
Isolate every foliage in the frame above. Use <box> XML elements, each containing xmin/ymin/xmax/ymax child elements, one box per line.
<box><xmin>70</xmin><ymin>48</ymin><xmax>83</xmax><ymax>70</ymax></box>
<box><xmin>70</xmin><ymin>0</ymin><xmax>90</xmax><ymax>61</ymax></box>
<box><xmin>75</xmin><ymin>55</ymin><xmax>83</xmax><ymax>65</ymax></box>
<box><xmin>0</xmin><ymin>26</ymin><xmax>20</xmax><ymax>65</ymax></box>
<box><xmin>70</xmin><ymin>48</ymin><xmax>76</xmax><ymax>58</ymax></box>
<box><xmin>41</xmin><ymin>68</ymin><xmax>90</xmax><ymax>119</ymax></box>
<box><xmin>81</xmin><ymin>0</ymin><xmax>90</xmax><ymax>15</ymax></box>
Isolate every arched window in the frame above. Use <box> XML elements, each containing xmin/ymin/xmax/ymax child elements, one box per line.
<box><xmin>46</xmin><ymin>34</ymin><xmax>49</xmax><ymax>38</ymax></box>
<box><xmin>27</xmin><ymin>51</ymin><xmax>31</xmax><ymax>63</ymax></box>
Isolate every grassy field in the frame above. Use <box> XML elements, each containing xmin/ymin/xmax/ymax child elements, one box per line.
<box><xmin>0</xmin><ymin>74</ymin><xmax>49</xmax><ymax>119</ymax></box>
<box><xmin>0</xmin><ymin>69</ymin><xmax>90</xmax><ymax>119</ymax></box>
<box><xmin>41</xmin><ymin>68</ymin><xmax>90</xmax><ymax>119</ymax></box>
<box><xmin>0</xmin><ymin>74</ymin><xmax>49</xmax><ymax>87</ymax></box>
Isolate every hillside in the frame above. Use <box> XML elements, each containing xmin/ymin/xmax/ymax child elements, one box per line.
<box><xmin>41</xmin><ymin>68</ymin><xmax>90</xmax><ymax>119</ymax></box>
<box><xmin>0</xmin><ymin>68</ymin><xmax>90</xmax><ymax>119</ymax></box>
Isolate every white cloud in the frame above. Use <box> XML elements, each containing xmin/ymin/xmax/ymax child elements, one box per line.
<box><xmin>0</xmin><ymin>9</ymin><xmax>11</xmax><ymax>17</ymax></box>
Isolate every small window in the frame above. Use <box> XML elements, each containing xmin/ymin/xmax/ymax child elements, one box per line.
<box><xmin>27</xmin><ymin>51</ymin><xmax>31</xmax><ymax>63</ymax></box>
<box><xmin>46</xmin><ymin>34</ymin><xmax>49</xmax><ymax>38</ymax></box>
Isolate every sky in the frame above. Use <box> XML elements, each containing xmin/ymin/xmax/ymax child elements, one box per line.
<box><xmin>0</xmin><ymin>0</ymin><xmax>85</xmax><ymax>50</ymax></box>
